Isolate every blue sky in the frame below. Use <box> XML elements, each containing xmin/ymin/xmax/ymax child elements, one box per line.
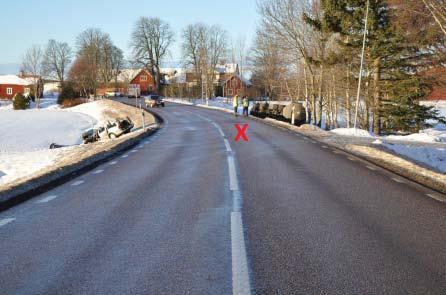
<box><xmin>0</xmin><ymin>0</ymin><xmax>259</xmax><ymax>67</ymax></box>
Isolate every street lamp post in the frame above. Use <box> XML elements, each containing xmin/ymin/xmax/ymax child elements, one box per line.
<box><xmin>353</xmin><ymin>0</ymin><xmax>370</xmax><ymax>130</ymax></box>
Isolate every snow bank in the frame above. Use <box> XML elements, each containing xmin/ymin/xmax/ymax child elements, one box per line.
<box><xmin>0</xmin><ymin>110</ymin><xmax>95</xmax><ymax>152</ymax></box>
<box><xmin>385</xmin><ymin>129</ymin><xmax>446</xmax><ymax>143</ymax></box>
<box><xmin>0</xmin><ymin>149</ymin><xmax>66</xmax><ymax>185</ymax></box>
<box><xmin>0</xmin><ymin>99</ymin><xmax>138</xmax><ymax>187</ymax></box>
<box><xmin>331</xmin><ymin>128</ymin><xmax>374</xmax><ymax>138</ymax></box>
<box><xmin>383</xmin><ymin>143</ymin><xmax>446</xmax><ymax>173</ymax></box>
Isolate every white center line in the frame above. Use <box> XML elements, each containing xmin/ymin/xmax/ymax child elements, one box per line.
<box><xmin>426</xmin><ymin>193</ymin><xmax>446</xmax><ymax>203</ymax></box>
<box><xmin>36</xmin><ymin>195</ymin><xmax>58</xmax><ymax>203</ymax></box>
<box><xmin>71</xmin><ymin>180</ymin><xmax>84</xmax><ymax>186</ymax></box>
<box><xmin>228</xmin><ymin>156</ymin><xmax>239</xmax><ymax>191</ymax></box>
<box><xmin>224</xmin><ymin>138</ymin><xmax>232</xmax><ymax>152</ymax></box>
<box><xmin>93</xmin><ymin>169</ymin><xmax>104</xmax><ymax>174</ymax></box>
<box><xmin>0</xmin><ymin>218</ymin><xmax>15</xmax><ymax>227</ymax></box>
<box><xmin>231</xmin><ymin>212</ymin><xmax>252</xmax><ymax>295</ymax></box>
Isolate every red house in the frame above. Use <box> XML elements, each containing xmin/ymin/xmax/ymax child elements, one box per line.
<box><xmin>0</xmin><ymin>75</ymin><xmax>33</xmax><ymax>99</ymax></box>
<box><xmin>115</xmin><ymin>69</ymin><xmax>156</xmax><ymax>95</ymax></box>
<box><xmin>223</xmin><ymin>74</ymin><xmax>252</xmax><ymax>97</ymax></box>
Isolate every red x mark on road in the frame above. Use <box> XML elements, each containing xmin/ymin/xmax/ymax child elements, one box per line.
<box><xmin>234</xmin><ymin>123</ymin><xmax>249</xmax><ymax>142</ymax></box>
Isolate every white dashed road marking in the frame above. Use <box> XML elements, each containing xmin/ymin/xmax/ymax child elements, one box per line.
<box><xmin>131</xmin><ymin>149</ymin><xmax>138</xmax><ymax>153</ymax></box>
<box><xmin>366</xmin><ymin>165</ymin><xmax>377</xmax><ymax>171</ymax></box>
<box><xmin>426</xmin><ymin>193</ymin><xmax>446</xmax><ymax>203</ymax></box>
<box><xmin>347</xmin><ymin>157</ymin><xmax>357</xmax><ymax>162</ymax></box>
<box><xmin>71</xmin><ymin>180</ymin><xmax>84</xmax><ymax>186</ymax></box>
<box><xmin>121</xmin><ymin>155</ymin><xmax>129</xmax><ymax>158</ymax></box>
<box><xmin>231</xmin><ymin>212</ymin><xmax>252</xmax><ymax>295</ymax></box>
<box><xmin>321</xmin><ymin>145</ymin><xmax>329</xmax><ymax>149</ymax></box>
<box><xmin>0</xmin><ymin>218</ymin><xmax>15</xmax><ymax>228</ymax></box>
<box><xmin>36</xmin><ymin>195</ymin><xmax>58</xmax><ymax>203</ymax></box>
<box><xmin>392</xmin><ymin>177</ymin><xmax>406</xmax><ymax>183</ymax></box>
<box><xmin>93</xmin><ymin>169</ymin><xmax>104</xmax><ymax>174</ymax></box>
<box><xmin>109</xmin><ymin>161</ymin><xmax>118</xmax><ymax>165</ymax></box>
<box><xmin>200</xmin><ymin>113</ymin><xmax>252</xmax><ymax>295</ymax></box>
<box><xmin>228</xmin><ymin>156</ymin><xmax>239</xmax><ymax>191</ymax></box>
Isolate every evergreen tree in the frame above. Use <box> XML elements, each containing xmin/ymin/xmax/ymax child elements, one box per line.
<box><xmin>320</xmin><ymin>0</ymin><xmax>444</xmax><ymax>133</ymax></box>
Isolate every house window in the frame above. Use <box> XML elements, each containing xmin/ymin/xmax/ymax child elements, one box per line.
<box><xmin>228</xmin><ymin>89</ymin><xmax>233</xmax><ymax>96</ymax></box>
<box><xmin>6</xmin><ymin>88</ymin><xmax>12</xmax><ymax>95</ymax></box>
<box><xmin>140</xmin><ymin>75</ymin><xmax>147</xmax><ymax>82</ymax></box>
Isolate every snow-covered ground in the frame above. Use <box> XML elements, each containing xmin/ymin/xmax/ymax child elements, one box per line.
<box><xmin>383</xmin><ymin>143</ymin><xmax>446</xmax><ymax>173</ymax></box>
<box><xmin>0</xmin><ymin>110</ymin><xmax>95</xmax><ymax>152</ymax></box>
<box><xmin>0</xmin><ymin>99</ymin><xmax>130</xmax><ymax>186</ymax></box>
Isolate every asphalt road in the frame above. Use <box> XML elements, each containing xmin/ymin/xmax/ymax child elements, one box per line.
<box><xmin>0</xmin><ymin>101</ymin><xmax>445</xmax><ymax>294</ymax></box>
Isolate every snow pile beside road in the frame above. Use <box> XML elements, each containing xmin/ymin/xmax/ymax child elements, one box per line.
<box><xmin>331</xmin><ymin>128</ymin><xmax>374</xmax><ymax>138</ymax></box>
<box><xmin>383</xmin><ymin>143</ymin><xmax>446</xmax><ymax>173</ymax></box>
<box><xmin>0</xmin><ymin>149</ymin><xmax>68</xmax><ymax>185</ymax></box>
<box><xmin>386</xmin><ymin>128</ymin><xmax>446</xmax><ymax>143</ymax></box>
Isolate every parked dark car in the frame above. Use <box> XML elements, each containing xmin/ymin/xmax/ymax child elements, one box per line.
<box><xmin>145</xmin><ymin>95</ymin><xmax>165</xmax><ymax>108</ymax></box>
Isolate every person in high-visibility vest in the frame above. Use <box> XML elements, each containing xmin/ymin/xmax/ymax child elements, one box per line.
<box><xmin>233</xmin><ymin>95</ymin><xmax>239</xmax><ymax>117</ymax></box>
<box><xmin>242</xmin><ymin>96</ymin><xmax>249</xmax><ymax>117</ymax></box>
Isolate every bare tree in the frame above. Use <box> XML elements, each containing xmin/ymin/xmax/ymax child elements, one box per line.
<box><xmin>22</xmin><ymin>45</ymin><xmax>44</xmax><ymax>108</ymax></box>
<box><xmin>421</xmin><ymin>0</ymin><xmax>446</xmax><ymax>36</ymax></box>
<box><xmin>131</xmin><ymin>17</ymin><xmax>174</xmax><ymax>92</ymax></box>
<box><xmin>43</xmin><ymin>39</ymin><xmax>72</xmax><ymax>86</ymax></box>
<box><xmin>182</xmin><ymin>23</ymin><xmax>227</xmax><ymax>98</ymax></box>
<box><xmin>75</xmin><ymin>28</ymin><xmax>123</xmax><ymax>96</ymax></box>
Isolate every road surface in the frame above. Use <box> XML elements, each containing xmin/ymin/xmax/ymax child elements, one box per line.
<box><xmin>0</xmin><ymin>102</ymin><xmax>445</xmax><ymax>294</ymax></box>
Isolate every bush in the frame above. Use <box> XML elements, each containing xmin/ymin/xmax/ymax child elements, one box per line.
<box><xmin>62</xmin><ymin>98</ymin><xmax>87</xmax><ymax>108</ymax></box>
<box><xmin>12</xmin><ymin>93</ymin><xmax>30</xmax><ymax>110</ymax></box>
<box><xmin>58</xmin><ymin>83</ymin><xmax>77</xmax><ymax>104</ymax></box>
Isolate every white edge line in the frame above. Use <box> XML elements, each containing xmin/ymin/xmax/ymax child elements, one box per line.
<box><xmin>0</xmin><ymin>218</ymin><xmax>16</xmax><ymax>227</ymax></box>
<box><xmin>71</xmin><ymin>180</ymin><xmax>84</xmax><ymax>186</ymax></box>
<box><xmin>426</xmin><ymin>193</ymin><xmax>446</xmax><ymax>203</ymax></box>
<box><xmin>36</xmin><ymin>195</ymin><xmax>58</xmax><ymax>203</ymax></box>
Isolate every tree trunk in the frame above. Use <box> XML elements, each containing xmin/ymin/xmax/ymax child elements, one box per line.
<box><xmin>311</xmin><ymin>73</ymin><xmax>317</xmax><ymax>125</ymax></box>
<box><xmin>303</xmin><ymin>62</ymin><xmax>310</xmax><ymax>123</ymax></box>
<box><xmin>373</xmin><ymin>58</ymin><xmax>381</xmax><ymax>134</ymax></box>
<box><xmin>317</xmin><ymin>64</ymin><xmax>324</xmax><ymax>127</ymax></box>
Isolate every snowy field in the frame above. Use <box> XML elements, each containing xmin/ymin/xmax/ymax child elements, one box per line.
<box><xmin>0</xmin><ymin>99</ymin><xmax>125</xmax><ymax>186</ymax></box>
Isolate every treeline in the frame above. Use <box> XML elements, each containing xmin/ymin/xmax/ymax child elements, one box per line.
<box><xmin>251</xmin><ymin>0</ymin><xmax>446</xmax><ymax>133</ymax></box>
<box><xmin>21</xmin><ymin>17</ymin><xmax>240</xmax><ymax>104</ymax></box>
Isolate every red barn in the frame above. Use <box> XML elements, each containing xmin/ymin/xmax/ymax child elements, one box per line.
<box><xmin>223</xmin><ymin>74</ymin><xmax>252</xmax><ymax>97</ymax></box>
<box><xmin>0</xmin><ymin>75</ymin><xmax>33</xmax><ymax>99</ymax></box>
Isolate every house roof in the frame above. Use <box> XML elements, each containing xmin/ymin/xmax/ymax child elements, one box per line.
<box><xmin>116</xmin><ymin>69</ymin><xmax>145</xmax><ymax>83</ymax></box>
<box><xmin>215</xmin><ymin>63</ymin><xmax>238</xmax><ymax>74</ymax></box>
<box><xmin>0</xmin><ymin>75</ymin><xmax>33</xmax><ymax>86</ymax></box>
<box><xmin>224</xmin><ymin>74</ymin><xmax>252</xmax><ymax>86</ymax></box>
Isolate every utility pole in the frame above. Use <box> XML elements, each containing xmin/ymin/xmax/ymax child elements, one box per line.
<box><xmin>353</xmin><ymin>0</ymin><xmax>370</xmax><ymax>130</ymax></box>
